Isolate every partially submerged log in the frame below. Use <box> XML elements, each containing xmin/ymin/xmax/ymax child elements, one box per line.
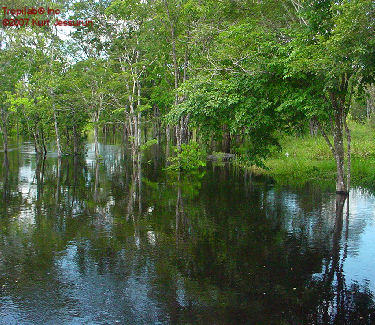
<box><xmin>207</xmin><ymin>153</ymin><xmax>235</xmax><ymax>162</ymax></box>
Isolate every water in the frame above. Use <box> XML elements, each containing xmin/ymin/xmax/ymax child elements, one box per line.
<box><xmin>0</xmin><ymin>139</ymin><xmax>374</xmax><ymax>324</ymax></box>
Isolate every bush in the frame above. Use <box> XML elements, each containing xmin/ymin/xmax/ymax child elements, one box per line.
<box><xmin>166</xmin><ymin>142</ymin><xmax>206</xmax><ymax>171</ymax></box>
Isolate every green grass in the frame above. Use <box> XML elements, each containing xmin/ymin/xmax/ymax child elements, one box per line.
<box><xmin>251</xmin><ymin>121</ymin><xmax>375</xmax><ymax>189</ymax></box>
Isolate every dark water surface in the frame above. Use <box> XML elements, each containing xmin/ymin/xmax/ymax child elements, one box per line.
<box><xmin>0</xmin><ymin>139</ymin><xmax>375</xmax><ymax>324</ymax></box>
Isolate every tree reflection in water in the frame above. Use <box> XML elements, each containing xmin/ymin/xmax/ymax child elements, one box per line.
<box><xmin>310</xmin><ymin>194</ymin><xmax>375</xmax><ymax>325</ymax></box>
<box><xmin>0</xmin><ymin>142</ymin><xmax>374</xmax><ymax>324</ymax></box>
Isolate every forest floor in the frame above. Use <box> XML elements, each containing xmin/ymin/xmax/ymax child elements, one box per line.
<box><xmin>250</xmin><ymin>121</ymin><xmax>375</xmax><ymax>190</ymax></box>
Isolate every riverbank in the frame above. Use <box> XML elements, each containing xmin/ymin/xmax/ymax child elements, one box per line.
<box><xmin>246</xmin><ymin>121</ymin><xmax>375</xmax><ymax>190</ymax></box>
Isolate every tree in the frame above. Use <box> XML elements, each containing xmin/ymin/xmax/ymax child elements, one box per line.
<box><xmin>170</xmin><ymin>0</ymin><xmax>375</xmax><ymax>193</ymax></box>
<box><xmin>0</xmin><ymin>30</ymin><xmax>27</xmax><ymax>153</ymax></box>
<box><xmin>68</xmin><ymin>59</ymin><xmax>113</xmax><ymax>158</ymax></box>
<box><xmin>283</xmin><ymin>0</ymin><xmax>375</xmax><ymax>193</ymax></box>
<box><xmin>106</xmin><ymin>0</ymin><xmax>151</xmax><ymax>155</ymax></box>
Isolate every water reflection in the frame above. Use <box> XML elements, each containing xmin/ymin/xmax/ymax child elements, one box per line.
<box><xmin>0</xmin><ymin>140</ymin><xmax>374</xmax><ymax>324</ymax></box>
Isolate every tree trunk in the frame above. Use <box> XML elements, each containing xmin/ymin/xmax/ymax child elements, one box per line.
<box><xmin>127</xmin><ymin>80</ymin><xmax>136</xmax><ymax>154</ymax></box>
<box><xmin>331</xmin><ymin>94</ymin><xmax>347</xmax><ymax>194</ymax></box>
<box><xmin>50</xmin><ymin>35</ymin><xmax>61</xmax><ymax>158</ymax></box>
<box><xmin>41</xmin><ymin>128</ymin><xmax>47</xmax><ymax>156</ymax></box>
<box><xmin>56</xmin><ymin>157</ymin><xmax>61</xmax><ymax>205</ymax></box>
<box><xmin>94</xmin><ymin>124</ymin><xmax>99</xmax><ymax>158</ymax></box>
<box><xmin>314</xmin><ymin>96</ymin><xmax>349</xmax><ymax>195</ymax></box>
<box><xmin>3</xmin><ymin>125</ymin><xmax>8</xmax><ymax>153</ymax></box>
<box><xmin>94</xmin><ymin>118</ymin><xmax>99</xmax><ymax>159</ymax></box>
<box><xmin>153</xmin><ymin>104</ymin><xmax>161</xmax><ymax>143</ymax></box>
<box><xmin>344</xmin><ymin>119</ymin><xmax>351</xmax><ymax>191</ymax></box>
<box><xmin>222</xmin><ymin>125</ymin><xmax>231</xmax><ymax>153</ymax></box>
<box><xmin>366</xmin><ymin>84</ymin><xmax>375</xmax><ymax>120</ymax></box>
<box><xmin>178</xmin><ymin>45</ymin><xmax>190</xmax><ymax>147</ymax></box>
<box><xmin>165</xmin><ymin>0</ymin><xmax>183</xmax><ymax>151</ymax></box>
<box><xmin>53</xmin><ymin>110</ymin><xmax>62</xmax><ymax>157</ymax></box>
<box><xmin>137</xmin><ymin>152</ymin><xmax>142</xmax><ymax>214</ymax></box>
<box><xmin>0</xmin><ymin>112</ymin><xmax>8</xmax><ymax>153</ymax></box>
<box><xmin>166</xmin><ymin>125</ymin><xmax>171</xmax><ymax>162</ymax></box>
<box><xmin>137</xmin><ymin>79</ymin><xmax>142</xmax><ymax>149</ymax></box>
<box><xmin>94</xmin><ymin>161</ymin><xmax>99</xmax><ymax>202</ymax></box>
<box><xmin>33</xmin><ymin>131</ymin><xmax>40</xmax><ymax>154</ymax></box>
<box><xmin>309</xmin><ymin>118</ymin><xmax>318</xmax><ymax>136</ymax></box>
<box><xmin>73</xmin><ymin>124</ymin><xmax>79</xmax><ymax>156</ymax></box>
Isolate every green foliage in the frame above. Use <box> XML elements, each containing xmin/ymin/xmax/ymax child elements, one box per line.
<box><xmin>1</xmin><ymin>0</ymin><xmax>375</xmax><ymax>188</ymax></box>
<box><xmin>166</xmin><ymin>142</ymin><xmax>206</xmax><ymax>171</ymax></box>
<box><xmin>140</xmin><ymin>139</ymin><xmax>158</xmax><ymax>151</ymax></box>
<box><xmin>168</xmin><ymin>74</ymin><xmax>285</xmax><ymax>164</ymax></box>
<box><xmin>251</xmin><ymin>121</ymin><xmax>375</xmax><ymax>188</ymax></box>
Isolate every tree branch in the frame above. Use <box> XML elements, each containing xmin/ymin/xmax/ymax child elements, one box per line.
<box><xmin>313</xmin><ymin>116</ymin><xmax>336</xmax><ymax>157</ymax></box>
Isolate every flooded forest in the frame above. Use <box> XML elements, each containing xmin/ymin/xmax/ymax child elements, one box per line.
<box><xmin>1</xmin><ymin>0</ymin><xmax>375</xmax><ymax>324</ymax></box>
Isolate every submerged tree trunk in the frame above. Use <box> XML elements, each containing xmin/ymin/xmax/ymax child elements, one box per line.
<box><xmin>94</xmin><ymin>161</ymin><xmax>99</xmax><ymax>202</ymax></box>
<box><xmin>41</xmin><ymin>128</ymin><xmax>47</xmax><ymax>156</ymax></box>
<box><xmin>93</xmin><ymin>108</ymin><xmax>100</xmax><ymax>159</ymax></box>
<box><xmin>126</xmin><ymin>152</ymin><xmax>142</xmax><ymax>220</ymax></box>
<box><xmin>33</xmin><ymin>131</ymin><xmax>40</xmax><ymax>154</ymax></box>
<box><xmin>333</xmin><ymin>117</ymin><xmax>346</xmax><ymax>193</ymax></box>
<box><xmin>93</xmin><ymin>95</ymin><xmax>103</xmax><ymax>160</ymax></box>
<box><xmin>176</xmin><ymin>179</ymin><xmax>185</xmax><ymax>240</ymax></box>
<box><xmin>56</xmin><ymin>157</ymin><xmax>61</xmax><ymax>205</ymax></box>
<box><xmin>331</xmin><ymin>93</ymin><xmax>348</xmax><ymax>194</ymax></box>
<box><xmin>2</xmin><ymin>154</ymin><xmax>9</xmax><ymax>202</ymax></box>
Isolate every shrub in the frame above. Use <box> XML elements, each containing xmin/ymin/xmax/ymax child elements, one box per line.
<box><xmin>166</xmin><ymin>142</ymin><xmax>206</xmax><ymax>171</ymax></box>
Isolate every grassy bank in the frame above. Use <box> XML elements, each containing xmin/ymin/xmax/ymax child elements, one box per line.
<box><xmin>249</xmin><ymin>121</ymin><xmax>375</xmax><ymax>189</ymax></box>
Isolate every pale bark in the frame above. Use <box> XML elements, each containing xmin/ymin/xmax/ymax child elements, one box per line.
<box><xmin>137</xmin><ymin>79</ymin><xmax>142</xmax><ymax>149</ymax></box>
<box><xmin>166</xmin><ymin>125</ymin><xmax>171</xmax><ymax>163</ymax></box>
<box><xmin>366</xmin><ymin>84</ymin><xmax>375</xmax><ymax>120</ymax></box>
<box><xmin>55</xmin><ymin>157</ymin><xmax>61</xmax><ymax>205</ymax></box>
<box><xmin>33</xmin><ymin>131</ymin><xmax>40</xmax><ymax>154</ymax></box>
<box><xmin>2</xmin><ymin>124</ymin><xmax>7</xmax><ymax>153</ymax></box>
<box><xmin>50</xmin><ymin>28</ymin><xmax>61</xmax><ymax>158</ymax></box>
<box><xmin>344</xmin><ymin>119</ymin><xmax>351</xmax><ymax>191</ymax></box>
<box><xmin>164</xmin><ymin>0</ymin><xmax>186</xmax><ymax>150</ymax></box>
<box><xmin>41</xmin><ymin>128</ymin><xmax>47</xmax><ymax>156</ymax></box>
<box><xmin>52</xmin><ymin>97</ymin><xmax>62</xmax><ymax>158</ymax></box>
<box><xmin>73</xmin><ymin>124</ymin><xmax>79</xmax><ymax>156</ymax></box>
<box><xmin>2</xmin><ymin>154</ymin><xmax>9</xmax><ymax>201</ymax></box>
<box><xmin>94</xmin><ymin>95</ymin><xmax>103</xmax><ymax>159</ymax></box>
<box><xmin>309</xmin><ymin>118</ymin><xmax>318</xmax><ymax>136</ymax></box>
<box><xmin>94</xmin><ymin>161</ymin><xmax>99</xmax><ymax>202</ymax></box>
<box><xmin>332</xmin><ymin>101</ymin><xmax>346</xmax><ymax>193</ymax></box>
<box><xmin>314</xmin><ymin>94</ymin><xmax>349</xmax><ymax>195</ymax></box>
<box><xmin>94</xmin><ymin>123</ymin><xmax>99</xmax><ymax>159</ymax></box>
<box><xmin>0</xmin><ymin>107</ymin><xmax>8</xmax><ymax>153</ymax></box>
